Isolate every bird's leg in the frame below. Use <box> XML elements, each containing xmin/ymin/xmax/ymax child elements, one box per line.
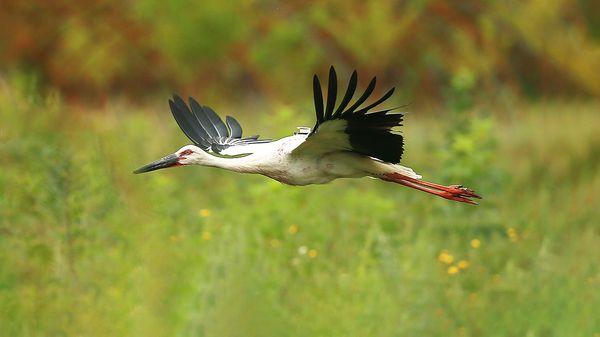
<box><xmin>382</xmin><ymin>173</ymin><xmax>482</xmax><ymax>205</ymax></box>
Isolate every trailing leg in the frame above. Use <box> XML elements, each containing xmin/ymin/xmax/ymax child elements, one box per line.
<box><xmin>381</xmin><ymin>172</ymin><xmax>481</xmax><ymax>205</ymax></box>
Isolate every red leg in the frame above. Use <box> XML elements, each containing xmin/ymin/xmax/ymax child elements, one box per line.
<box><xmin>382</xmin><ymin>173</ymin><xmax>482</xmax><ymax>205</ymax></box>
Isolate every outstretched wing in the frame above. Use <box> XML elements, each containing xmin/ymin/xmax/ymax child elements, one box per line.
<box><xmin>169</xmin><ymin>94</ymin><xmax>271</xmax><ymax>155</ymax></box>
<box><xmin>292</xmin><ymin>66</ymin><xmax>404</xmax><ymax>163</ymax></box>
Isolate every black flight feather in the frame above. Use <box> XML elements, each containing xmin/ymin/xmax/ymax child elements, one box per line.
<box><xmin>189</xmin><ymin>97</ymin><xmax>221</xmax><ymax>139</ymax></box>
<box><xmin>354</xmin><ymin>87</ymin><xmax>395</xmax><ymax>115</ymax></box>
<box><xmin>169</xmin><ymin>94</ymin><xmax>271</xmax><ymax>153</ymax></box>
<box><xmin>170</xmin><ymin>96</ymin><xmax>211</xmax><ymax>148</ymax></box>
<box><xmin>333</xmin><ymin>70</ymin><xmax>357</xmax><ymax>117</ymax></box>
<box><xmin>226</xmin><ymin>116</ymin><xmax>243</xmax><ymax>138</ymax></box>
<box><xmin>202</xmin><ymin>105</ymin><xmax>229</xmax><ymax>138</ymax></box>
<box><xmin>309</xmin><ymin>67</ymin><xmax>404</xmax><ymax>163</ymax></box>
<box><xmin>324</xmin><ymin>66</ymin><xmax>337</xmax><ymax>120</ymax></box>
<box><xmin>343</xmin><ymin>76</ymin><xmax>377</xmax><ymax>115</ymax></box>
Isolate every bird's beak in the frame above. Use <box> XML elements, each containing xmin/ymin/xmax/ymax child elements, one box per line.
<box><xmin>133</xmin><ymin>153</ymin><xmax>180</xmax><ymax>174</ymax></box>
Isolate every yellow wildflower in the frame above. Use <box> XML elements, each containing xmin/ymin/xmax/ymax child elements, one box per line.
<box><xmin>202</xmin><ymin>231</ymin><xmax>212</xmax><ymax>241</ymax></box>
<box><xmin>447</xmin><ymin>266</ymin><xmax>459</xmax><ymax>275</ymax></box>
<box><xmin>470</xmin><ymin>239</ymin><xmax>481</xmax><ymax>249</ymax></box>
<box><xmin>270</xmin><ymin>239</ymin><xmax>280</xmax><ymax>248</ymax></box>
<box><xmin>199</xmin><ymin>209</ymin><xmax>211</xmax><ymax>217</ymax></box>
<box><xmin>288</xmin><ymin>224</ymin><xmax>298</xmax><ymax>234</ymax></box>
<box><xmin>507</xmin><ymin>228</ymin><xmax>518</xmax><ymax>242</ymax></box>
<box><xmin>458</xmin><ymin>260</ymin><xmax>470</xmax><ymax>269</ymax></box>
<box><xmin>438</xmin><ymin>250</ymin><xmax>454</xmax><ymax>264</ymax></box>
<box><xmin>308</xmin><ymin>249</ymin><xmax>318</xmax><ymax>258</ymax></box>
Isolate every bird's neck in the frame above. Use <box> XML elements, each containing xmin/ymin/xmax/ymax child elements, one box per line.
<box><xmin>191</xmin><ymin>152</ymin><xmax>261</xmax><ymax>173</ymax></box>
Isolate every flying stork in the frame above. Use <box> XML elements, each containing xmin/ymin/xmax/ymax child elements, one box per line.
<box><xmin>134</xmin><ymin>67</ymin><xmax>481</xmax><ymax>204</ymax></box>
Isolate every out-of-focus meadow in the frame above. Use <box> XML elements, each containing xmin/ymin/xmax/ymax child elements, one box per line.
<box><xmin>1</xmin><ymin>1</ymin><xmax>599</xmax><ymax>336</ymax></box>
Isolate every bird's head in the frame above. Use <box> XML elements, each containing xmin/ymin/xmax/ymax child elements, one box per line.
<box><xmin>133</xmin><ymin>145</ymin><xmax>206</xmax><ymax>174</ymax></box>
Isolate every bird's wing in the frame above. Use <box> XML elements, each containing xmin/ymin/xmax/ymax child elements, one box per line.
<box><xmin>291</xmin><ymin>66</ymin><xmax>404</xmax><ymax>163</ymax></box>
<box><xmin>169</xmin><ymin>94</ymin><xmax>271</xmax><ymax>155</ymax></box>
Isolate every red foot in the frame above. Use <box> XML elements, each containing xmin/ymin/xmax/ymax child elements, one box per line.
<box><xmin>435</xmin><ymin>184</ymin><xmax>482</xmax><ymax>205</ymax></box>
<box><xmin>382</xmin><ymin>173</ymin><xmax>482</xmax><ymax>205</ymax></box>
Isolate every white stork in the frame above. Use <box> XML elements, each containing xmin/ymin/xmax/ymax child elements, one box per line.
<box><xmin>134</xmin><ymin>67</ymin><xmax>481</xmax><ymax>204</ymax></box>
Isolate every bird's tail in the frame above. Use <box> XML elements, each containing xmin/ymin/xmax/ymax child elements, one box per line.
<box><xmin>388</xmin><ymin>163</ymin><xmax>422</xmax><ymax>180</ymax></box>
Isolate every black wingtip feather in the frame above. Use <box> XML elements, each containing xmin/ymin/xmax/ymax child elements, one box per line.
<box><xmin>225</xmin><ymin>116</ymin><xmax>243</xmax><ymax>138</ymax></box>
<box><xmin>188</xmin><ymin>96</ymin><xmax>220</xmax><ymax>139</ymax></box>
<box><xmin>355</xmin><ymin>87</ymin><xmax>395</xmax><ymax>115</ymax></box>
<box><xmin>169</xmin><ymin>96</ymin><xmax>211</xmax><ymax>148</ymax></box>
<box><xmin>333</xmin><ymin>70</ymin><xmax>357</xmax><ymax>117</ymax></box>
<box><xmin>202</xmin><ymin>105</ymin><xmax>229</xmax><ymax>138</ymax></box>
<box><xmin>167</xmin><ymin>94</ymin><xmax>271</xmax><ymax>153</ymax></box>
<box><xmin>343</xmin><ymin>76</ymin><xmax>377</xmax><ymax>115</ymax></box>
<box><xmin>324</xmin><ymin>66</ymin><xmax>337</xmax><ymax>120</ymax></box>
<box><xmin>309</xmin><ymin>67</ymin><xmax>404</xmax><ymax>163</ymax></box>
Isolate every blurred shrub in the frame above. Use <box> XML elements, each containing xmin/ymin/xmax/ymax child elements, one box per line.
<box><xmin>0</xmin><ymin>0</ymin><xmax>599</xmax><ymax>103</ymax></box>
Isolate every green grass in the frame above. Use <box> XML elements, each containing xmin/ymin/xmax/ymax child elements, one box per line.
<box><xmin>1</xmin><ymin>86</ymin><xmax>599</xmax><ymax>337</ymax></box>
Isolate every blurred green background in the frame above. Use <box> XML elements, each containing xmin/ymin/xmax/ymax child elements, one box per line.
<box><xmin>1</xmin><ymin>1</ymin><xmax>599</xmax><ymax>336</ymax></box>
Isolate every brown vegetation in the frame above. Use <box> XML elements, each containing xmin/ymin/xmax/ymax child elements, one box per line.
<box><xmin>1</xmin><ymin>0</ymin><xmax>599</xmax><ymax>104</ymax></box>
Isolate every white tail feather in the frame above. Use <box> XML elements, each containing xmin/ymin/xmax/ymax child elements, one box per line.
<box><xmin>361</xmin><ymin>156</ymin><xmax>422</xmax><ymax>180</ymax></box>
<box><xmin>391</xmin><ymin>164</ymin><xmax>422</xmax><ymax>180</ymax></box>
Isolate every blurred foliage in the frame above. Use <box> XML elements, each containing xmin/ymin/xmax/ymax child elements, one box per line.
<box><xmin>1</xmin><ymin>0</ymin><xmax>600</xmax><ymax>104</ymax></box>
<box><xmin>1</xmin><ymin>66</ymin><xmax>599</xmax><ymax>337</ymax></box>
<box><xmin>1</xmin><ymin>2</ymin><xmax>600</xmax><ymax>336</ymax></box>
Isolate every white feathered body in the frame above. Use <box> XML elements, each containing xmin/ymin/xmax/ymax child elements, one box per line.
<box><xmin>134</xmin><ymin>67</ymin><xmax>480</xmax><ymax>204</ymax></box>
<box><xmin>189</xmin><ymin>133</ymin><xmax>421</xmax><ymax>186</ymax></box>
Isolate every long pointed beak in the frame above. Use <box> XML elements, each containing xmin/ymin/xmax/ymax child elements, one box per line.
<box><xmin>133</xmin><ymin>153</ymin><xmax>180</xmax><ymax>174</ymax></box>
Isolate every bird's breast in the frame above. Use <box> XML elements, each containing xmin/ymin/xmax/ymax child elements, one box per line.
<box><xmin>251</xmin><ymin>135</ymin><xmax>362</xmax><ymax>185</ymax></box>
<box><xmin>264</xmin><ymin>163</ymin><xmax>336</xmax><ymax>186</ymax></box>
<box><xmin>259</xmin><ymin>155</ymin><xmax>352</xmax><ymax>186</ymax></box>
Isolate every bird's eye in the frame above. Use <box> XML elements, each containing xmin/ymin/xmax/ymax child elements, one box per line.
<box><xmin>180</xmin><ymin>149</ymin><xmax>193</xmax><ymax>156</ymax></box>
